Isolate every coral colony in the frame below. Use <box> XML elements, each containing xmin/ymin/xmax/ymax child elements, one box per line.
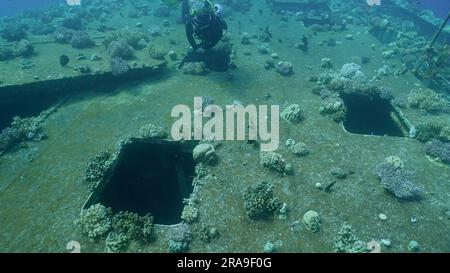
<box><xmin>171</xmin><ymin>97</ymin><xmax>280</xmax><ymax>152</ymax></box>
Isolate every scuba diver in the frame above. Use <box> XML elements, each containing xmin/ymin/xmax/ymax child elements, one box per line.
<box><xmin>179</xmin><ymin>0</ymin><xmax>230</xmax><ymax>71</ymax></box>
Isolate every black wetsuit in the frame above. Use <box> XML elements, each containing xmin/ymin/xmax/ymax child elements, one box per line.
<box><xmin>181</xmin><ymin>0</ymin><xmax>228</xmax><ymax>51</ymax></box>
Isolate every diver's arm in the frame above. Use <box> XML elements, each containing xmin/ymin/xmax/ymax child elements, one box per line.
<box><xmin>185</xmin><ymin>22</ymin><xmax>198</xmax><ymax>50</ymax></box>
<box><xmin>182</xmin><ymin>0</ymin><xmax>190</xmax><ymax>24</ymax></box>
<box><xmin>220</xmin><ymin>17</ymin><xmax>228</xmax><ymax>32</ymax></box>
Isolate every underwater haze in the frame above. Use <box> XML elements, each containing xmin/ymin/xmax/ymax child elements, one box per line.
<box><xmin>0</xmin><ymin>0</ymin><xmax>449</xmax><ymax>255</ymax></box>
<box><xmin>0</xmin><ymin>0</ymin><xmax>63</xmax><ymax>16</ymax></box>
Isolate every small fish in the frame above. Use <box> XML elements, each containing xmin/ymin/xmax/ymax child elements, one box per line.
<box><xmin>264</xmin><ymin>26</ymin><xmax>272</xmax><ymax>38</ymax></box>
<box><xmin>258</xmin><ymin>9</ymin><xmax>263</xmax><ymax>15</ymax></box>
<box><xmin>324</xmin><ymin>181</ymin><xmax>336</xmax><ymax>192</ymax></box>
<box><xmin>59</xmin><ymin>55</ymin><xmax>69</xmax><ymax>67</ymax></box>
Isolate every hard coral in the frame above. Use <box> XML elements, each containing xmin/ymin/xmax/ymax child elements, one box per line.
<box><xmin>334</xmin><ymin>223</ymin><xmax>367</xmax><ymax>253</ymax></box>
<box><xmin>260</xmin><ymin>152</ymin><xmax>290</xmax><ymax>174</ymax></box>
<box><xmin>0</xmin><ymin>108</ymin><xmax>53</xmax><ymax>155</ymax></box>
<box><xmin>408</xmin><ymin>88</ymin><xmax>450</xmax><ymax>114</ymax></box>
<box><xmin>243</xmin><ymin>181</ymin><xmax>282</xmax><ymax>219</ymax></box>
<box><xmin>82</xmin><ymin>151</ymin><xmax>113</xmax><ymax>190</ymax></box>
<box><xmin>275</xmin><ymin>61</ymin><xmax>294</xmax><ymax>76</ymax></box>
<box><xmin>425</xmin><ymin>139</ymin><xmax>450</xmax><ymax>164</ymax></box>
<box><xmin>53</xmin><ymin>27</ymin><xmax>75</xmax><ymax>44</ymax></box>
<box><xmin>415</xmin><ymin>120</ymin><xmax>450</xmax><ymax>142</ymax></box>
<box><xmin>181</xmin><ymin>204</ymin><xmax>199</xmax><ymax>223</ymax></box>
<box><xmin>105</xmin><ymin>231</ymin><xmax>129</xmax><ymax>253</ymax></box>
<box><xmin>13</xmin><ymin>39</ymin><xmax>34</xmax><ymax>58</ymax></box>
<box><xmin>107</xmin><ymin>38</ymin><xmax>134</xmax><ymax>59</ymax></box>
<box><xmin>285</xmin><ymin>139</ymin><xmax>310</xmax><ymax>156</ymax></box>
<box><xmin>281</xmin><ymin>104</ymin><xmax>304</xmax><ymax>123</ymax></box>
<box><xmin>375</xmin><ymin>158</ymin><xmax>421</xmax><ymax>200</ymax></box>
<box><xmin>103</xmin><ymin>30</ymin><xmax>147</xmax><ymax>50</ymax></box>
<box><xmin>110</xmin><ymin>57</ymin><xmax>129</xmax><ymax>76</ymax></box>
<box><xmin>319</xmin><ymin>97</ymin><xmax>347</xmax><ymax>122</ymax></box>
<box><xmin>111</xmin><ymin>211</ymin><xmax>154</xmax><ymax>243</ymax></box>
<box><xmin>70</xmin><ymin>32</ymin><xmax>95</xmax><ymax>49</ymax></box>
<box><xmin>182</xmin><ymin>62</ymin><xmax>207</xmax><ymax>75</ymax></box>
<box><xmin>340</xmin><ymin>63</ymin><xmax>363</xmax><ymax>80</ymax></box>
<box><xmin>303</xmin><ymin>210</ymin><xmax>321</xmax><ymax>233</ymax></box>
<box><xmin>78</xmin><ymin>204</ymin><xmax>113</xmax><ymax>240</ymax></box>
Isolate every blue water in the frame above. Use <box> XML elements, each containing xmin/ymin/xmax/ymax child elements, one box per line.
<box><xmin>0</xmin><ymin>0</ymin><xmax>449</xmax><ymax>18</ymax></box>
<box><xmin>417</xmin><ymin>0</ymin><xmax>450</xmax><ymax>18</ymax></box>
<box><xmin>0</xmin><ymin>0</ymin><xmax>63</xmax><ymax>17</ymax></box>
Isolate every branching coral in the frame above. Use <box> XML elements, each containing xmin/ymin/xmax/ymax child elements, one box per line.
<box><xmin>111</xmin><ymin>211</ymin><xmax>154</xmax><ymax>243</ymax></box>
<box><xmin>82</xmin><ymin>151</ymin><xmax>113</xmax><ymax>190</ymax></box>
<box><xmin>79</xmin><ymin>206</ymin><xmax>155</xmax><ymax>253</ymax></box>
<box><xmin>375</xmin><ymin>157</ymin><xmax>421</xmax><ymax>200</ymax></box>
<box><xmin>318</xmin><ymin>64</ymin><xmax>384</xmax><ymax>99</ymax></box>
<box><xmin>181</xmin><ymin>203</ymin><xmax>199</xmax><ymax>223</ymax></box>
<box><xmin>408</xmin><ymin>88</ymin><xmax>450</xmax><ymax>114</ymax></box>
<box><xmin>425</xmin><ymin>139</ymin><xmax>450</xmax><ymax>164</ymax></box>
<box><xmin>243</xmin><ymin>181</ymin><xmax>282</xmax><ymax>219</ymax></box>
<box><xmin>105</xmin><ymin>231</ymin><xmax>129</xmax><ymax>253</ymax></box>
<box><xmin>260</xmin><ymin>152</ymin><xmax>290</xmax><ymax>174</ymax></box>
<box><xmin>334</xmin><ymin>223</ymin><xmax>367</xmax><ymax>253</ymax></box>
<box><xmin>111</xmin><ymin>211</ymin><xmax>143</xmax><ymax>240</ymax></box>
<box><xmin>415</xmin><ymin>120</ymin><xmax>450</xmax><ymax>143</ymax></box>
<box><xmin>281</xmin><ymin>104</ymin><xmax>304</xmax><ymax>123</ymax></box>
<box><xmin>77</xmin><ymin>204</ymin><xmax>113</xmax><ymax>240</ymax></box>
<box><xmin>0</xmin><ymin>107</ymin><xmax>55</xmax><ymax>155</ymax></box>
<box><xmin>194</xmin><ymin>163</ymin><xmax>208</xmax><ymax>179</ymax></box>
<box><xmin>319</xmin><ymin>96</ymin><xmax>347</xmax><ymax>122</ymax></box>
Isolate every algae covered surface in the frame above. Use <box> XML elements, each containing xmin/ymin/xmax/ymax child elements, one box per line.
<box><xmin>0</xmin><ymin>0</ymin><xmax>449</xmax><ymax>253</ymax></box>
